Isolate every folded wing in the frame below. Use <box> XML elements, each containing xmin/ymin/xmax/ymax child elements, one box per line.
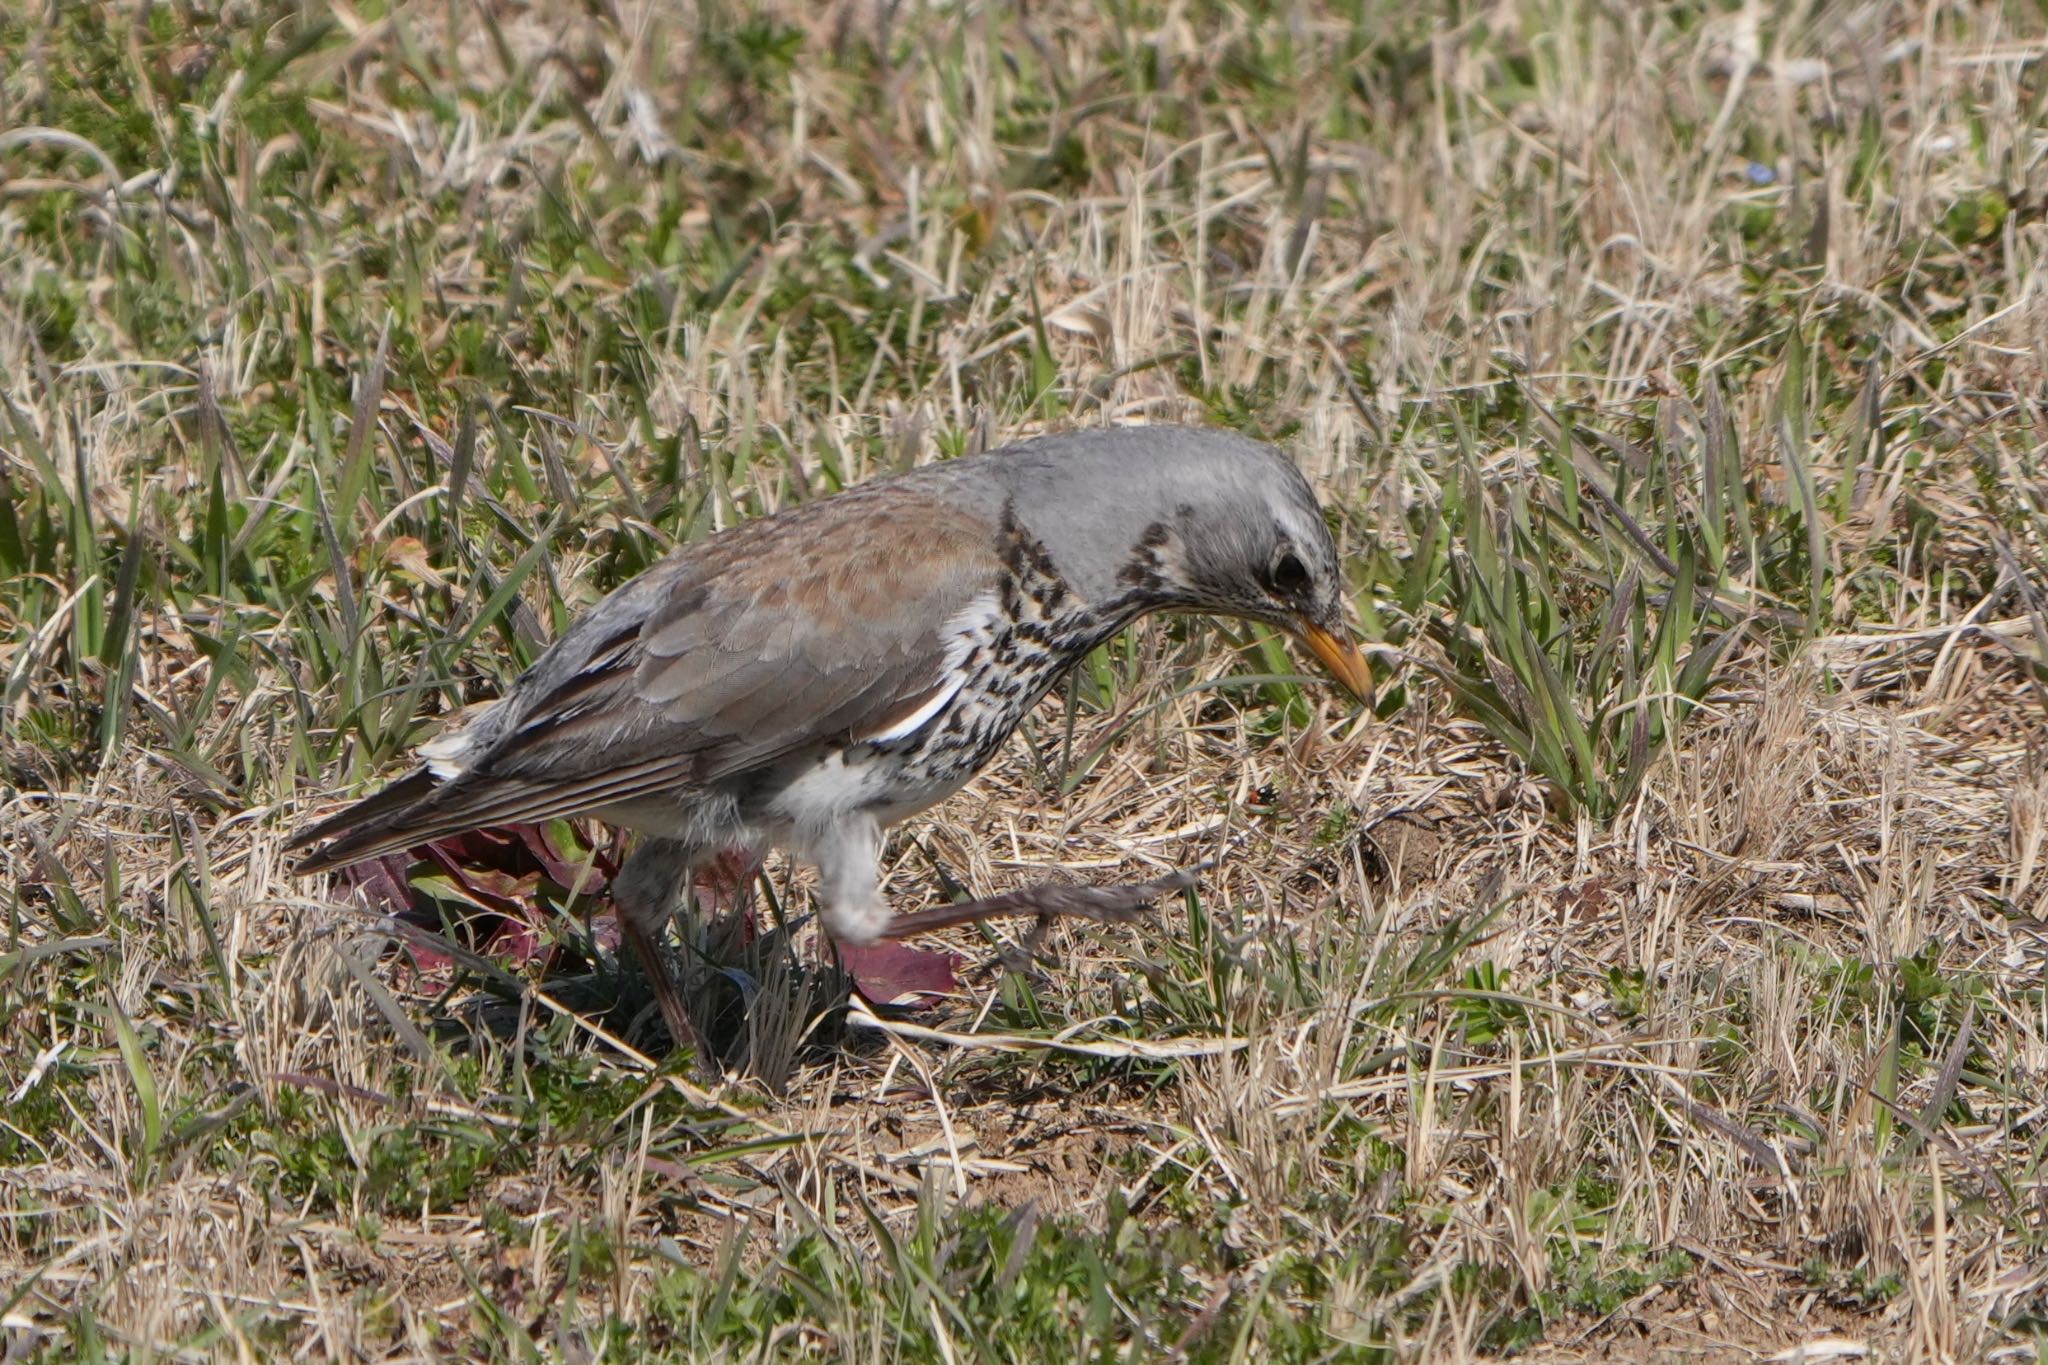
<box><xmin>291</xmin><ymin>485</ymin><xmax>1001</xmax><ymax>870</ymax></box>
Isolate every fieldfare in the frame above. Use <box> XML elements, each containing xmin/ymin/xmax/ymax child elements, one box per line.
<box><xmin>291</xmin><ymin>425</ymin><xmax>1371</xmax><ymax>1051</ymax></box>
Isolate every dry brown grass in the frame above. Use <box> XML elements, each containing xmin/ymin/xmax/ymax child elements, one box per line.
<box><xmin>4</xmin><ymin>0</ymin><xmax>2048</xmax><ymax>1359</ymax></box>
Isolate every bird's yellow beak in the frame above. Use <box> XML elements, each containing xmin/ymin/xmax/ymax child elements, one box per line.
<box><xmin>1291</xmin><ymin>619</ymin><xmax>1375</xmax><ymax>706</ymax></box>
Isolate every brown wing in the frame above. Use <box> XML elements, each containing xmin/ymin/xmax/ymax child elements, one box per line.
<box><xmin>291</xmin><ymin>485</ymin><xmax>1001</xmax><ymax>870</ymax></box>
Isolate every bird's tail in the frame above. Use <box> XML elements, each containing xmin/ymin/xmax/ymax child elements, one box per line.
<box><xmin>286</xmin><ymin>768</ymin><xmax>444</xmax><ymax>872</ymax></box>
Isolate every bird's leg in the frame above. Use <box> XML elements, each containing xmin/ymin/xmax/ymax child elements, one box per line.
<box><xmin>611</xmin><ymin>836</ymin><xmax>709</xmax><ymax>1061</ymax></box>
<box><xmin>876</xmin><ymin>865</ymin><xmax>1207</xmax><ymax>940</ymax></box>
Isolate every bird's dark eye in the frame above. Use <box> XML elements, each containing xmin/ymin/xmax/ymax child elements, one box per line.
<box><xmin>1270</xmin><ymin>550</ymin><xmax>1311</xmax><ymax>595</ymax></box>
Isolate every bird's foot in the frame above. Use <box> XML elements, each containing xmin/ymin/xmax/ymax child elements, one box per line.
<box><xmin>876</xmin><ymin>864</ymin><xmax>1209</xmax><ymax>940</ymax></box>
<box><xmin>821</xmin><ymin>896</ymin><xmax>896</xmax><ymax>946</ymax></box>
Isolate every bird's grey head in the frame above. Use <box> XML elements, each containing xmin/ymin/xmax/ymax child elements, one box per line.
<box><xmin>994</xmin><ymin>427</ymin><xmax>1373</xmax><ymax>702</ymax></box>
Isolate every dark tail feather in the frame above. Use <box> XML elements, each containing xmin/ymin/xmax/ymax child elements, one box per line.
<box><xmin>287</xmin><ymin>768</ymin><xmax>443</xmax><ymax>872</ymax></box>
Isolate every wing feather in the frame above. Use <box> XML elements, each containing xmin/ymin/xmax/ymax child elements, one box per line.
<box><xmin>292</xmin><ymin>483</ymin><xmax>1003</xmax><ymax>867</ymax></box>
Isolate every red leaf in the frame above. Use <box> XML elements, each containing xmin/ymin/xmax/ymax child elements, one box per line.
<box><xmin>837</xmin><ymin>941</ymin><xmax>961</xmax><ymax>1006</ymax></box>
<box><xmin>427</xmin><ymin>826</ymin><xmax>525</xmax><ymax>870</ymax></box>
<box><xmin>335</xmin><ymin>850</ymin><xmax>417</xmax><ymax>914</ymax></box>
<box><xmin>695</xmin><ymin>846</ymin><xmax>762</xmax><ymax>916</ymax></box>
<box><xmin>517</xmin><ymin>822</ymin><xmax>614</xmax><ymax>895</ymax></box>
<box><xmin>420</xmin><ymin>844</ymin><xmax>539</xmax><ymax>916</ymax></box>
<box><xmin>485</xmin><ymin>919</ymin><xmax>551</xmax><ymax>968</ymax></box>
<box><xmin>391</xmin><ymin>936</ymin><xmax>456</xmax><ymax>995</ymax></box>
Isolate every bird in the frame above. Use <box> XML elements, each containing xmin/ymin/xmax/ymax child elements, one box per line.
<box><xmin>290</xmin><ymin>424</ymin><xmax>1372</xmax><ymax>1054</ymax></box>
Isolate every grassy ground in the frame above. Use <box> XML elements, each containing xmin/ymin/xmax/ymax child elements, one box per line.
<box><xmin>4</xmin><ymin>0</ymin><xmax>2048</xmax><ymax>1359</ymax></box>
